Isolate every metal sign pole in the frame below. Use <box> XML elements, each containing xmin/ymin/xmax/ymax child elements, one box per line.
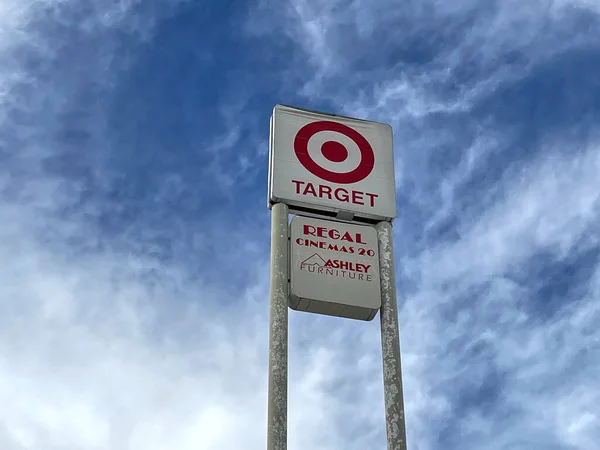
<box><xmin>267</xmin><ymin>202</ymin><xmax>289</xmax><ymax>450</ymax></box>
<box><xmin>376</xmin><ymin>221</ymin><xmax>408</xmax><ymax>450</ymax></box>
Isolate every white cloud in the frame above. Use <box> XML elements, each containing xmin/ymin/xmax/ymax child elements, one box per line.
<box><xmin>1</xmin><ymin>0</ymin><xmax>599</xmax><ymax>449</ymax></box>
<box><xmin>417</xmin><ymin>142</ymin><xmax>600</xmax><ymax>285</ymax></box>
<box><xmin>0</xmin><ymin>4</ymin><xmax>387</xmax><ymax>448</ymax></box>
<box><xmin>393</xmin><ymin>141</ymin><xmax>600</xmax><ymax>448</ymax></box>
<box><xmin>249</xmin><ymin>0</ymin><xmax>599</xmax><ymax>116</ymax></box>
<box><xmin>246</xmin><ymin>1</ymin><xmax>600</xmax><ymax>445</ymax></box>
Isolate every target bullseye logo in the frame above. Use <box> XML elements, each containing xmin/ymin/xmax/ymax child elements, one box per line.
<box><xmin>294</xmin><ymin>121</ymin><xmax>375</xmax><ymax>184</ymax></box>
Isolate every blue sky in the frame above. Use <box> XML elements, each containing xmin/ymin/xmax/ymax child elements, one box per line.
<box><xmin>1</xmin><ymin>0</ymin><xmax>599</xmax><ymax>449</ymax></box>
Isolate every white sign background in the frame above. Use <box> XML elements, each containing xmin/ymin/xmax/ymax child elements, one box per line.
<box><xmin>269</xmin><ymin>104</ymin><xmax>397</xmax><ymax>221</ymax></box>
<box><xmin>290</xmin><ymin>215</ymin><xmax>381</xmax><ymax>321</ymax></box>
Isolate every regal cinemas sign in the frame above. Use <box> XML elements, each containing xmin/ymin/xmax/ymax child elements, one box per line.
<box><xmin>294</xmin><ymin>222</ymin><xmax>377</xmax><ymax>258</ymax></box>
<box><xmin>289</xmin><ymin>215</ymin><xmax>382</xmax><ymax>321</ymax></box>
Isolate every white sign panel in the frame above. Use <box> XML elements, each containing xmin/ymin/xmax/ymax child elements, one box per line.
<box><xmin>269</xmin><ymin>104</ymin><xmax>397</xmax><ymax>222</ymax></box>
<box><xmin>290</xmin><ymin>215</ymin><xmax>381</xmax><ymax>321</ymax></box>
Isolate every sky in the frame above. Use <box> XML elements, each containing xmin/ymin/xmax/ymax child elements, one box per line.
<box><xmin>1</xmin><ymin>0</ymin><xmax>599</xmax><ymax>449</ymax></box>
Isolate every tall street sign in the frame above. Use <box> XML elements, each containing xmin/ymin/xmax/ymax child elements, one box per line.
<box><xmin>268</xmin><ymin>104</ymin><xmax>397</xmax><ymax>222</ymax></box>
<box><xmin>266</xmin><ymin>104</ymin><xmax>407</xmax><ymax>450</ymax></box>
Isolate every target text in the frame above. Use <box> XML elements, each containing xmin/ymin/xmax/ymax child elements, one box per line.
<box><xmin>291</xmin><ymin>180</ymin><xmax>379</xmax><ymax>207</ymax></box>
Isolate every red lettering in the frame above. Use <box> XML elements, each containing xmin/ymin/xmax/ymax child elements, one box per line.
<box><xmin>304</xmin><ymin>225</ymin><xmax>316</xmax><ymax>236</ymax></box>
<box><xmin>291</xmin><ymin>180</ymin><xmax>378</xmax><ymax>208</ymax></box>
<box><xmin>352</xmin><ymin>190</ymin><xmax>364</xmax><ymax>205</ymax></box>
<box><xmin>295</xmin><ymin>238</ymin><xmax>303</xmax><ymax>245</ymax></box>
<box><xmin>300</xmin><ymin>227</ymin><xmax>370</xmax><ymax>244</ymax></box>
<box><xmin>303</xmin><ymin>183</ymin><xmax>317</xmax><ymax>196</ymax></box>
<box><xmin>340</xmin><ymin>232</ymin><xmax>353</xmax><ymax>242</ymax></box>
<box><xmin>328</xmin><ymin>244</ymin><xmax>339</xmax><ymax>251</ymax></box>
<box><xmin>319</xmin><ymin>258</ymin><xmax>369</xmax><ymax>272</ymax></box>
<box><xmin>356</xmin><ymin>264</ymin><xmax>371</xmax><ymax>273</ymax></box>
<box><xmin>292</xmin><ymin>179</ymin><xmax>304</xmax><ymax>194</ymax></box>
<box><xmin>334</xmin><ymin>187</ymin><xmax>349</xmax><ymax>202</ymax></box>
<box><xmin>318</xmin><ymin>184</ymin><xmax>332</xmax><ymax>199</ymax></box>
<box><xmin>366</xmin><ymin>192</ymin><xmax>378</xmax><ymax>207</ymax></box>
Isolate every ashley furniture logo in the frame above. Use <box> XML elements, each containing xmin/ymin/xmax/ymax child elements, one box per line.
<box><xmin>299</xmin><ymin>253</ymin><xmax>374</xmax><ymax>281</ymax></box>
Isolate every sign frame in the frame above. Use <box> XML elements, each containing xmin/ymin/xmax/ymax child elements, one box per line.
<box><xmin>268</xmin><ymin>104</ymin><xmax>397</xmax><ymax>223</ymax></box>
<box><xmin>289</xmin><ymin>215</ymin><xmax>381</xmax><ymax>321</ymax></box>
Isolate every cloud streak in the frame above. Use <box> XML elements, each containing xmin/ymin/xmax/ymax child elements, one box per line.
<box><xmin>247</xmin><ymin>1</ymin><xmax>600</xmax><ymax>448</ymax></box>
<box><xmin>1</xmin><ymin>0</ymin><xmax>599</xmax><ymax>449</ymax></box>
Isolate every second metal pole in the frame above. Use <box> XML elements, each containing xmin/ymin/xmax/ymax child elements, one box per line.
<box><xmin>376</xmin><ymin>221</ymin><xmax>408</xmax><ymax>450</ymax></box>
<box><xmin>267</xmin><ymin>202</ymin><xmax>289</xmax><ymax>450</ymax></box>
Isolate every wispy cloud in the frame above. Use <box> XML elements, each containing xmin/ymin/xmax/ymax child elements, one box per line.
<box><xmin>1</xmin><ymin>0</ymin><xmax>599</xmax><ymax>449</ymax></box>
<box><xmin>246</xmin><ymin>1</ymin><xmax>600</xmax><ymax>448</ymax></box>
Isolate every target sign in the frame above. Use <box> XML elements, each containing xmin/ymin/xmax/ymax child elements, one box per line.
<box><xmin>268</xmin><ymin>104</ymin><xmax>396</xmax><ymax>221</ymax></box>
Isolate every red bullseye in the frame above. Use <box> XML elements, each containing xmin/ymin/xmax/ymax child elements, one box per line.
<box><xmin>294</xmin><ymin>120</ymin><xmax>374</xmax><ymax>184</ymax></box>
<box><xmin>321</xmin><ymin>141</ymin><xmax>348</xmax><ymax>163</ymax></box>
